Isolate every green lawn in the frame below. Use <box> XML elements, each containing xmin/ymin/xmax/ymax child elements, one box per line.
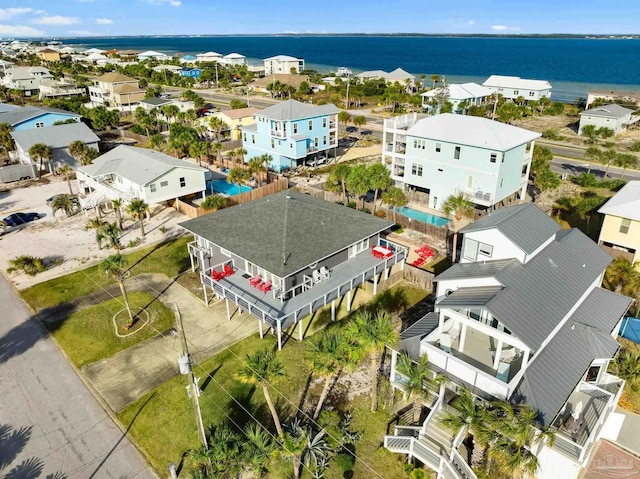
<box><xmin>118</xmin><ymin>283</ymin><xmax>427</xmax><ymax>477</ymax></box>
<box><xmin>21</xmin><ymin>236</ymin><xmax>192</xmax><ymax>310</ymax></box>
<box><xmin>50</xmin><ymin>291</ymin><xmax>175</xmax><ymax>368</ymax></box>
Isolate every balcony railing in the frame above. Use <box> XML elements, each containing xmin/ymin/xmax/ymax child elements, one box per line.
<box><xmin>270</xmin><ymin>129</ymin><xmax>286</xmax><ymax>138</ymax></box>
<box><xmin>307</xmin><ymin>146</ymin><xmax>317</xmax><ymax>153</ymax></box>
<box><xmin>454</xmin><ymin>187</ymin><xmax>493</xmax><ymax>205</ymax></box>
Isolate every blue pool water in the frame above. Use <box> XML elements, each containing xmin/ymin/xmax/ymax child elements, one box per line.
<box><xmin>208</xmin><ymin>179</ymin><xmax>252</xmax><ymax>196</ymax></box>
<box><xmin>396</xmin><ymin>206</ymin><xmax>450</xmax><ymax>227</ymax></box>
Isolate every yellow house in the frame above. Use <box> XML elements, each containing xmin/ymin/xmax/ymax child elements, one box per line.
<box><xmin>598</xmin><ymin>180</ymin><xmax>640</xmax><ymax>265</ymax></box>
<box><xmin>37</xmin><ymin>48</ymin><xmax>61</xmax><ymax>62</ymax></box>
<box><xmin>206</xmin><ymin>107</ymin><xmax>259</xmax><ymax>141</ymax></box>
<box><xmin>88</xmin><ymin>72</ymin><xmax>145</xmax><ymax>110</ymax></box>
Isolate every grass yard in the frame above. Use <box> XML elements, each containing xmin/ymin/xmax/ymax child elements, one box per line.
<box><xmin>50</xmin><ymin>291</ymin><xmax>175</xmax><ymax>368</ymax></box>
<box><xmin>117</xmin><ymin>283</ymin><xmax>428</xmax><ymax>477</ymax></box>
<box><xmin>21</xmin><ymin>236</ymin><xmax>192</xmax><ymax>310</ymax></box>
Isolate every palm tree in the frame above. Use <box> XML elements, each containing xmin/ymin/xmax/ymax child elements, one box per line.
<box><xmin>604</xmin><ymin>257</ymin><xmax>640</xmax><ymax>296</ymax></box>
<box><xmin>396</xmin><ymin>352</ymin><xmax>446</xmax><ymax>424</ymax></box>
<box><xmin>440</xmin><ymin>387</ymin><xmax>487</xmax><ymax>468</ymax></box>
<box><xmin>600</xmin><ymin>149</ymin><xmax>617</xmax><ymax>178</ymax></box>
<box><xmin>7</xmin><ymin>255</ymin><xmax>46</xmax><ymax>276</ymax></box>
<box><xmin>367</xmin><ymin>163</ymin><xmax>392</xmax><ymax>213</ymax></box>
<box><xmin>382</xmin><ymin>186</ymin><xmax>407</xmax><ymax>222</ymax></box>
<box><xmin>84</xmin><ymin>217</ymin><xmax>106</xmax><ymax>250</ymax></box>
<box><xmin>614</xmin><ymin>153</ymin><xmax>637</xmax><ymax>179</ymax></box>
<box><xmin>201</xmin><ymin>194</ymin><xmax>227</xmax><ymax>211</ymax></box>
<box><xmin>227</xmin><ymin>167</ymin><xmax>249</xmax><ymax>194</ymax></box>
<box><xmin>188</xmin><ymin>445</ymin><xmax>213</xmax><ymax>478</ymax></box>
<box><xmin>584</xmin><ymin>146</ymin><xmax>601</xmax><ymax>174</ymax></box>
<box><xmin>237</xmin><ymin>349</ymin><xmax>286</xmax><ymax>437</ymax></box>
<box><xmin>0</xmin><ymin>123</ymin><xmax>14</xmax><ymax>156</ymax></box>
<box><xmin>352</xmin><ymin>115</ymin><xmax>367</xmax><ymax>136</ymax></box>
<box><xmin>327</xmin><ymin>164</ymin><xmax>351</xmax><ymax>205</ymax></box>
<box><xmin>96</xmin><ymin>222</ymin><xmax>122</xmax><ymax>252</ymax></box>
<box><xmin>189</xmin><ymin>140</ymin><xmax>208</xmax><ymax>167</ymax></box>
<box><xmin>28</xmin><ymin>143</ymin><xmax>52</xmax><ymax>177</ymax></box>
<box><xmin>345</xmin><ymin>310</ymin><xmax>399</xmax><ymax>412</ymax></box>
<box><xmin>610</xmin><ymin>348</ymin><xmax>640</xmax><ymax>391</ymax></box>
<box><xmin>281</xmin><ymin>419</ymin><xmax>330</xmax><ymax>479</ymax></box>
<box><xmin>307</xmin><ymin>329</ymin><xmax>356</xmax><ymax>419</ymax></box>
<box><xmin>242</xmin><ymin>423</ymin><xmax>274</xmax><ymax>476</ymax></box>
<box><xmin>442</xmin><ymin>193</ymin><xmax>474</xmax><ymax>263</ymax></box>
<box><xmin>208</xmin><ymin>116</ymin><xmax>228</xmax><ymax>141</ymax></box>
<box><xmin>247</xmin><ymin>156</ymin><xmax>267</xmax><ymax>183</ymax></box>
<box><xmin>57</xmin><ymin>164</ymin><xmax>74</xmax><ymax>194</ymax></box>
<box><xmin>69</xmin><ymin>140</ymin><xmax>87</xmax><ymax>165</ymax></box>
<box><xmin>234</xmin><ymin>147</ymin><xmax>247</xmax><ymax>167</ymax></box>
<box><xmin>111</xmin><ymin>198</ymin><xmax>124</xmax><ymax>230</ymax></box>
<box><xmin>338</xmin><ymin>110</ymin><xmax>351</xmax><ymax>127</ymax></box>
<box><xmin>210</xmin><ymin>141</ymin><xmax>224</xmax><ymax>167</ymax></box>
<box><xmin>50</xmin><ymin>193</ymin><xmax>79</xmax><ymax>217</ymax></box>
<box><xmin>346</xmin><ymin>164</ymin><xmax>371</xmax><ymax>210</ymax></box>
<box><xmin>127</xmin><ymin>199</ymin><xmax>149</xmax><ymax>237</ymax></box>
<box><xmin>100</xmin><ymin>254</ymin><xmax>133</xmax><ymax>324</ymax></box>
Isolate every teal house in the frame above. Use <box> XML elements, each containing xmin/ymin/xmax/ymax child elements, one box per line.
<box><xmin>241</xmin><ymin>100</ymin><xmax>339</xmax><ymax>171</ymax></box>
<box><xmin>0</xmin><ymin>106</ymin><xmax>81</xmax><ymax>132</ymax></box>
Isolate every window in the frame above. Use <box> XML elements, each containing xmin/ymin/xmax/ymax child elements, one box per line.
<box><xmin>478</xmin><ymin>243</ymin><xmax>492</xmax><ymax>257</ymax></box>
<box><xmin>513</xmin><ymin>90</ymin><xmax>519</xmax><ymax>95</ymax></box>
<box><xmin>35</xmin><ymin>121</ymin><xmax>45</xmax><ymax>128</ymax></box>
<box><xmin>160</xmin><ymin>180</ymin><xmax>168</xmax><ymax>187</ymax></box>
<box><xmin>243</xmin><ymin>133</ymin><xmax>247</xmax><ymax>142</ymax></box>
<box><xmin>435</xmin><ymin>143</ymin><xmax>441</xmax><ymax>152</ymax></box>
<box><xmin>586</xmin><ymin>365</ymin><xmax>601</xmax><ymax>383</ymax></box>
<box><xmin>348</xmin><ymin>238</ymin><xmax>369</xmax><ymax>258</ymax></box>
<box><xmin>323</xmin><ymin>135</ymin><xmax>327</xmax><ymax>145</ymax></box>
<box><xmin>620</xmin><ymin>218</ymin><xmax>631</xmax><ymax>234</ymax></box>
<box><xmin>290</xmin><ymin>143</ymin><xmax>293</xmax><ymax>148</ymax></box>
<box><xmin>413</xmin><ymin>139</ymin><xmax>425</xmax><ymax>150</ymax></box>
<box><xmin>278</xmin><ymin>140</ymin><xmax>281</xmax><ymax>146</ymax></box>
<box><xmin>251</xmin><ymin>134</ymin><xmax>255</xmax><ymax>144</ymax></box>
<box><xmin>314</xmin><ymin>137</ymin><xmax>319</xmax><ymax>147</ymax></box>
<box><xmin>308</xmin><ymin>120</ymin><xmax>313</xmax><ymax>131</ymax></box>
<box><xmin>529</xmin><ymin>91</ymin><xmax>535</xmax><ymax>97</ymax></box>
<box><xmin>271</xmin><ymin>139</ymin><xmax>275</xmax><ymax>148</ymax></box>
<box><xmin>179</xmin><ymin>177</ymin><xmax>186</xmax><ymax>188</ymax></box>
<box><xmin>150</xmin><ymin>183</ymin><xmax>156</xmax><ymax>192</ymax></box>
<box><xmin>463</xmin><ymin>239</ymin><xmax>479</xmax><ymax>261</ymax></box>
<box><xmin>322</xmin><ymin>117</ymin><xmax>327</xmax><ymax>128</ymax></box>
<box><xmin>454</xmin><ymin>146</ymin><xmax>461</xmax><ymax>160</ymax></box>
<box><xmin>521</xmin><ymin>164</ymin><xmax>528</xmax><ymax>175</ymax></box>
<box><xmin>490</xmin><ymin>153</ymin><xmax>497</xmax><ymax>163</ymax></box>
<box><xmin>293</xmin><ymin>123</ymin><xmax>298</xmax><ymax>134</ymax></box>
<box><xmin>411</xmin><ymin>164</ymin><xmax>423</xmax><ymax>176</ymax></box>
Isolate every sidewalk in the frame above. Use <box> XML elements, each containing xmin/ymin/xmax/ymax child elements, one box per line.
<box><xmin>39</xmin><ymin>273</ymin><xmax>258</xmax><ymax>412</ymax></box>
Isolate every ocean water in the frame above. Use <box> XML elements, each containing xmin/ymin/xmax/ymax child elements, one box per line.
<box><xmin>62</xmin><ymin>36</ymin><xmax>640</xmax><ymax>101</ymax></box>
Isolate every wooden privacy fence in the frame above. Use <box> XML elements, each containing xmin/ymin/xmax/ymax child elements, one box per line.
<box><xmin>403</xmin><ymin>265</ymin><xmax>435</xmax><ymax>291</ymax></box>
<box><xmin>173</xmin><ymin>177</ymin><xmax>290</xmax><ymax>218</ymax></box>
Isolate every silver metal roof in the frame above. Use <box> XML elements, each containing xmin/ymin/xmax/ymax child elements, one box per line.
<box><xmin>580</xmin><ymin>104</ymin><xmax>634</xmax><ymax>119</ymax></box>
<box><xmin>513</xmin><ymin>287</ymin><xmax>630</xmax><ymax>426</ymax></box>
<box><xmin>434</xmin><ymin>258</ymin><xmax>516</xmax><ymax>281</ymax></box>
<box><xmin>437</xmin><ymin>286</ymin><xmax>503</xmax><ymax>308</ymax></box>
<box><xmin>257</xmin><ymin>99</ymin><xmax>340</xmax><ymax>121</ymax></box>
<box><xmin>11</xmin><ymin>122</ymin><xmax>98</xmax><ymax>151</ymax></box>
<box><xmin>460</xmin><ymin>203</ymin><xmax>561</xmax><ymax>255</ymax></box>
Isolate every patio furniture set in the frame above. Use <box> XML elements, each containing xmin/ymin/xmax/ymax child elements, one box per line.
<box><xmin>410</xmin><ymin>245</ymin><xmax>435</xmax><ymax>267</ymax></box>
<box><xmin>249</xmin><ymin>275</ymin><xmax>272</xmax><ymax>292</ymax></box>
<box><xmin>211</xmin><ymin>264</ymin><xmax>235</xmax><ymax>281</ymax></box>
<box><xmin>372</xmin><ymin>245</ymin><xmax>394</xmax><ymax>259</ymax></box>
<box><xmin>312</xmin><ymin>266</ymin><xmax>331</xmax><ymax>284</ymax></box>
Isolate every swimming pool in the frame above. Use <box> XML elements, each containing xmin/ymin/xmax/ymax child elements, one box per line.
<box><xmin>208</xmin><ymin>179</ymin><xmax>252</xmax><ymax>196</ymax></box>
<box><xmin>396</xmin><ymin>206</ymin><xmax>450</xmax><ymax>227</ymax></box>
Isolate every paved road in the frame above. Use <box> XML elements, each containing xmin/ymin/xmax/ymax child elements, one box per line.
<box><xmin>0</xmin><ymin>275</ymin><xmax>155</xmax><ymax>479</ymax></box>
<box><xmin>550</xmin><ymin>157</ymin><xmax>640</xmax><ymax>181</ymax></box>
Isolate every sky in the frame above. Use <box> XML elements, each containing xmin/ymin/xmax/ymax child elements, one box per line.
<box><xmin>0</xmin><ymin>1</ymin><xmax>639</xmax><ymax>38</ymax></box>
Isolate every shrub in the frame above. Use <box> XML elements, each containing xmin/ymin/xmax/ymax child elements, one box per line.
<box><xmin>335</xmin><ymin>452</ymin><xmax>355</xmax><ymax>472</ymax></box>
<box><xmin>347</xmin><ymin>201</ymin><xmax>357</xmax><ymax>209</ymax></box>
<box><xmin>127</xmin><ymin>238</ymin><xmax>142</xmax><ymax>248</ymax></box>
<box><xmin>359</xmin><ymin>207</ymin><xmax>371</xmax><ymax>214</ymax></box>
<box><xmin>7</xmin><ymin>255</ymin><xmax>46</xmax><ymax>276</ymax></box>
<box><xmin>129</xmin><ymin>124</ymin><xmax>146</xmax><ymax>135</ymax></box>
<box><xmin>630</xmin><ymin>141</ymin><xmax>640</xmax><ymax>152</ymax></box>
<box><xmin>542</xmin><ymin>129</ymin><xmax>560</xmax><ymax>140</ymax></box>
<box><xmin>374</xmin><ymin>210</ymin><xmax>386</xmax><ymax>218</ymax></box>
<box><xmin>574</xmin><ymin>172</ymin><xmax>598</xmax><ymax>187</ymax></box>
<box><xmin>573</xmin><ymin>173</ymin><xmax>626</xmax><ymax>190</ymax></box>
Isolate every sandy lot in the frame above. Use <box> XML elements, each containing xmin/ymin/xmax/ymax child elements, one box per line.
<box><xmin>0</xmin><ymin>176</ymin><xmax>189</xmax><ymax>289</ymax></box>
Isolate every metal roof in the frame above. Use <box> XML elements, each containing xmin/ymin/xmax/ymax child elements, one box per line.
<box><xmin>460</xmin><ymin>203</ymin><xmax>561</xmax><ymax>255</ymax></box>
<box><xmin>0</xmin><ymin>106</ymin><xmax>79</xmax><ymax>126</ymax></box>
<box><xmin>580</xmin><ymin>104</ymin><xmax>634</xmax><ymax>119</ymax></box>
<box><xmin>11</xmin><ymin>122</ymin><xmax>98</xmax><ymax>151</ymax></box>
<box><xmin>77</xmin><ymin>145</ymin><xmax>206</xmax><ymax>186</ymax></box>
<box><xmin>257</xmin><ymin>99</ymin><xmax>340</xmax><ymax>121</ymax></box>
<box><xmin>179</xmin><ymin>190</ymin><xmax>394</xmax><ymax>279</ymax></box>
<box><xmin>421</xmin><ymin>83</ymin><xmax>493</xmax><ymax>101</ymax></box>
<box><xmin>437</xmin><ymin>286</ymin><xmax>503</xmax><ymax>308</ymax></box>
<box><xmin>400</xmin><ymin>312</ymin><xmax>440</xmax><ymax>359</ymax></box>
<box><xmin>482</xmin><ymin>75</ymin><xmax>552</xmax><ymax>91</ymax></box>
<box><xmin>264</xmin><ymin>55</ymin><xmax>302</xmax><ymax>61</ymax></box>
<box><xmin>513</xmin><ymin>287</ymin><xmax>630</xmax><ymax>426</ymax></box>
<box><xmin>598</xmin><ymin>180</ymin><xmax>640</xmax><ymax>222</ymax></box>
<box><xmin>407</xmin><ymin>114</ymin><xmax>541</xmax><ymax>151</ymax></box>
<box><xmin>434</xmin><ymin>258</ymin><xmax>517</xmax><ymax>281</ymax></box>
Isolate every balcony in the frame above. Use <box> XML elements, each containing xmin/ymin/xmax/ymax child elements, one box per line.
<box><xmin>384</xmin><ymin>113</ymin><xmax>427</xmax><ymax>131</ymax></box>
<box><xmin>329</xmin><ymin>121</ymin><xmax>337</xmax><ymax>130</ymax></box>
<box><xmin>307</xmin><ymin>145</ymin><xmax>317</xmax><ymax>153</ymax></box>
<box><xmin>454</xmin><ymin>187</ymin><xmax>493</xmax><ymax>206</ymax></box>
<box><xmin>270</xmin><ymin>129</ymin><xmax>286</xmax><ymax>138</ymax></box>
<box><xmin>199</xmin><ymin>239</ymin><xmax>407</xmax><ymax>335</ymax></box>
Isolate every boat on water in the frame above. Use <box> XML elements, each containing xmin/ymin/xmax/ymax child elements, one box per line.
<box><xmin>337</xmin><ymin>67</ymin><xmax>352</xmax><ymax>77</ymax></box>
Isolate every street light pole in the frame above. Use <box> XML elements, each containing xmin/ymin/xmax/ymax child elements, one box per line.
<box><xmin>345</xmin><ymin>75</ymin><xmax>350</xmax><ymax>110</ymax></box>
<box><xmin>175</xmin><ymin>304</ymin><xmax>207</xmax><ymax>447</ymax></box>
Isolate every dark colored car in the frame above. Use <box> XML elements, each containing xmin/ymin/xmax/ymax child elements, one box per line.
<box><xmin>2</xmin><ymin>212</ymin><xmax>41</xmax><ymax>227</ymax></box>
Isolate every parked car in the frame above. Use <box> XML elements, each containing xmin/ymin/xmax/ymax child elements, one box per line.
<box><xmin>2</xmin><ymin>212</ymin><xmax>41</xmax><ymax>227</ymax></box>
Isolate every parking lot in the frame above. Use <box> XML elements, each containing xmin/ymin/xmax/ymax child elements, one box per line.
<box><xmin>0</xmin><ymin>177</ymin><xmax>188</xmax><ymax>289</ymax></box>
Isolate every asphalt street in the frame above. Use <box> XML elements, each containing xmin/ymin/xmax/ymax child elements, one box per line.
<box><xmin>0</xmin><ymin>275</ymin><xmax>155</xmax><ymax>479</ymax></box>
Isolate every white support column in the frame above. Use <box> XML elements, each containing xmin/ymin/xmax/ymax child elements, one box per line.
<box><xmin>373</xmin><ymin>273</ymin><xmax>378</xmax><ymax>296</ymax></box>
<box><xmin>298</xmin><ymin>320</ymin><xmax>303</xmax><ymax>341</ymax></box>
<box><xmin>225</xmin><ymin>298</ymin><xmax>231</xmax><ymax>321</ymax></box>
<box><xmin>438</xmin><ymin>312</ymin><xmax>444</xmax><ymax>332</ymax></box>
<box><xmin>277</xmin><ymin>321</ymin><xmax>282</xmax><ymax>351</ymax></box>
<box><xmin>390</xmin><ymin>349</ymin><xmax>398</xmax><ymax>384</ymax></box>
<box><xmin>459</xmin><ymin>323</ymin><xmax>468</xmax><ymax>353</ymax></box>
<box><xmin>521</xmin><ymin>349</ymin><xmax>530</xmax><ymax>370</ymax></box>
<box><xmin>346</xmin><ymin>290</ymin><xmax>352</xmax><ymax>312</ymax></box>
<box><xmin>258</xmin><ymin>319</ymin><xmax>263</xmax><ymax>338</ymax></box>
<box><xmin>189</xmin><ymin>253</ymin><xmax>195</xmax><ymax>273</ymax></box>
<box><xmin>331</xmin><ymin>300</ymin><xmax>336</xmax><ymax>321</ymax></box>
<box><xmin>384</xmin><ymin>266</ymin><xmax>389</xmax><ymax>281</ymax></box>
<box><xmin>203</xmin><ymin>283</ymin><xmax>208</xmax><ymax>305</ymax></box>
<box><xmin>438</xmin><ymin>383</ymin><xmax>446</xmax><ymax>409</ymax></box>
<box><xmin>401</xmin><ymin>258</ymin><xmax>405</xmax><ymax>271</ymax></box>
<box><xmin>493</xmin><ymin>338</ymin><xmax>504</xmax><ymax>370</ymax></box>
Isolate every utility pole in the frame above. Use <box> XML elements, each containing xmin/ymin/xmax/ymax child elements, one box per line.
<box><xmin>491</xmin><ymin>92</ymin><xmax>499</xmax><ymax>121</ymax></box>
<box><xmin>175</xmin><ymin>304</ymin><xmax>207</xmax><ymax>447</ymax></box>
<box><xmin>345</xmin><ymin>74</ymin><xmax>350</xmax><ymax>110</ymax></box>
<box><xmin>214</xmin><ymin>62</ymin><xmax>219</xmax><ymax>90</ymax></box>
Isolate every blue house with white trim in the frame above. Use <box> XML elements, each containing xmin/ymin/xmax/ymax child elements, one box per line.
<box><xmin>241</xmin><ymin>99</ymin><xmax>339</xmax><ymax>171</ymax></box>
<box><xmin>0</xmin><ymin>106</ymin><xmax>81</xmax><ymax>132</ymax></box>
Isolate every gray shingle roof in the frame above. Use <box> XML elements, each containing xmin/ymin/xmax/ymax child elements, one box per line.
<box><xmin>437</xmin><ymin>286</ymin><xmax>504</xmax><ymax>308</ymax></box>
<box><xmin>139</xmin><ymin>97</ymin><xmax>172</xmax><ymax>107</ymax></box>
<box><xmin>257</xmin><ymin>99</ymin><xmax>340</xmax><ymax>121</ymax></box>
<box><xmin>179</xmin><ymin>190</ymin><xmax>394</xmax><ymax>278</ymax></box>
<box><xmin>77</xmin><ymin>145</ymin><xmax>206</xmax><ymax>185</ymax></box>
<box><xmin>580</xmin><ymin>104</ymin><xmax>634</xmax><ymax>119</ymax></box>
<box><xmin>460</xmin><ymin>203</ymin><xmax>561</xmax><ymax>255</ymax></box>
<box><xmin>514</xmin><ymin>287</ymin><xmax>630</xmax><ymax>426</ymax></box>
<box><xmin>0</xmin><ymin>106</ymin><xmax>79</xmax><ymax>126</ymax></box>
<box><xmin>11</xmin><ymin>122</ymin><xmax>98</xmax><ymax>150</ymax></box>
